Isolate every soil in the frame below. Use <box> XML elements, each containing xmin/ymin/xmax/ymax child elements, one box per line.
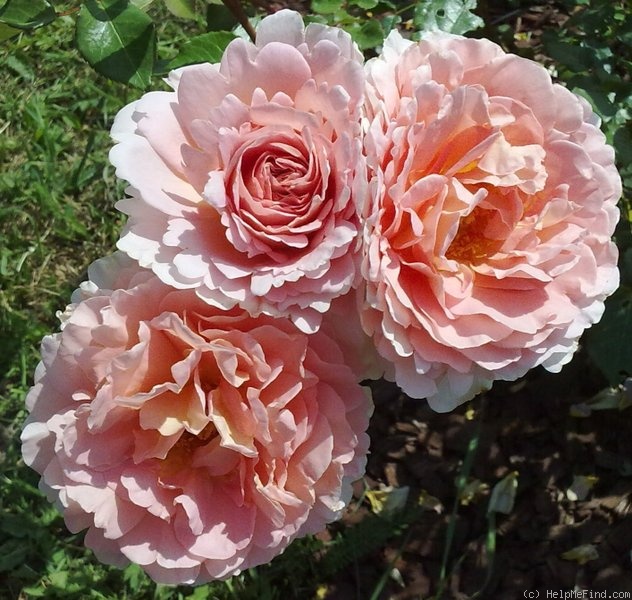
<box><xmin>322</xmin><ymin>350</ymin><xmax>632</xmax><ymax>599</ymax></box>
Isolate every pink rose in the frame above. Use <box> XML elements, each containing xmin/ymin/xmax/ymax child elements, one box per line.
<box><xmin>360</xmin><ymin>32</ymin><xmax>620</xmax><ymax>411</ymax></box>
<box><xmin>21</xmin><ymin>254</ymin><xmax>371</xmax><ymax>584</ymax></box>
<box><xmin>110</xmin><ymin>10</ymin><xmax>365</xmax><ymax>334</ymax></box>
<box><xmin>319</xmin><ymin>289</ymin><xmax>395</xmax><ymax>383</ymax></box>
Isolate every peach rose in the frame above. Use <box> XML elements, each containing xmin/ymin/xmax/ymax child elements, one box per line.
<box><xmin>22</xmin><ymin>254</ymin><xmax>371</xmax><ymax>584</ymax></box>
<box><xmin>360</xmin><ymin>32</ymin><xmax>620</xmax><ymax>411</ymax></box>
<box><xmin>110</xmin><ymin>10</ymin><xmax>365</xmax><ymax>334</ymax></box>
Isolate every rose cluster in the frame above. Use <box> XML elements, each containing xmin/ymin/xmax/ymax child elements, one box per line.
<box><xmin>22</xmin><ymin>9</ymin><xmax>620</xmax><ymax>585</ymax></box>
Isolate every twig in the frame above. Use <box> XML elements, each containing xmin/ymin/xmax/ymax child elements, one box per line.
<box><xmin>490</xmin><ymin>9</ymin><xmax>524</xmax><ymax>26</ymax></box>
<box><xmin>221</xmin><ymin>0</ymin><xmax>256</xmax><ymax>43</ymax></box>
<box><xmin>56</xmin><ymin>7</ymin><xmax>81</xmax><ymax>18</ymax></box>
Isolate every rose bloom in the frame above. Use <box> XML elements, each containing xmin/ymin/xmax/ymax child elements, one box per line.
<box><xmin>21</xmin><ymin>254</ymin><xmax>371</xmax><ymax>584</ymax></box>
<box><xmin>360</xmin><ymin>32</ymin><xmax>621</xmax><ymax>411</ymax></box>
<box><xmin>110</xmin><ymin>10</ymin><xmax>365</xmax><ymax>334</ymax></box>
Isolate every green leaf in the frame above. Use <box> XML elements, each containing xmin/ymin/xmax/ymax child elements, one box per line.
<box><xmin>164</xmin><ymin>0</ymin><xmax>195</xmax><ymax>19</ymax></box>
<box><xmin>49</xmin><ymin>571</ymin><xmax>69</xmax><ymax>589</ymax></box>
<box><xmin>0</xmin><ymin>540</ymin><xmax>28</xmax><ymax>572</ymax></box>
<box><xmin>311</xmin><ymin>0</ymin><xmax>341</xmax><ymax>15</ymax></box>
<box><xmin>571</xmin><ymin>81</ymin><xmax>619</xmax><ymax>120</ymax></box>
<box><xmin>169</xmin><ymin>30</ymin><xmax>236</xmax><ymax>69</ymax></box>
<box><xmin>0</xmin><ymin>21</ymin><xmax>20</xmax><ymax>40</ymax></box>
<box><xmin>542</xmin><ymin>34</ymin><xmax>596</xmax><ymax>73</ymax></box>
<box><xmin>0</xmin><ymin>512</ymin><xmax>33</xmax><ymax>537</ymax></box>
<box><xmin>130</xmin><ymin>0</ymin><xmax>155</xmax><ymax>9</ymax></box>
<box><xmin>487</xmin><ymin>471</ymin><xmax>518</xmax><ymax>515</ymax></box>
<box><xmin>20</xmin><ymin>586</ymin><xmax>46</xmax><ymax>597</ymax></box>
<box><xmin>586</xmin><ymin>282</ymin><xmax>632</xmax><ymax>384</ymax></box>
<box><xmin>205</xmin><ymin>2</ymin><xmax>236</xmax><ymax>31</ymax></box>
<box><xmin>414</xmin><ymin>0</ymin><xmax>483</xmax><ymax>35</ymax></box>
<box><xmin>6</xmin><ymin>53</ymin><xmax>34</xmax><ymax>80</ymax></box>
<box><xmin>122</xmin><ymin>563</ymin><xmax>146</xmax><ymax>591</ymax></box>
<box><xmin>76</xmin><ymin>0</ymin><xmax>155</xmax><ymax>88</ymax></box>
<box><xmin>571</xmin><ymin>385</ymin><xmax>630</xmax><ymax>417</ymax></box>
<box><xmin>347</xmin><ymin>19</ymin><xmax>384</xmax><ymax>51</ymax></box>
<box><xmin>352</xmin><ymin>0</ymin><xmax>379</xmax><ymax>9</ymax></box>
<box><xmin>560</xmin><ymin>544</ymin><xmax>599</xmax><ymax>565</ymax></box>
<box><xmin>0</xmin><ymin>0</ymin><xmax>56</xmax><ymax>29</ymax></box>
<box><xmin>380</xmin><ymin>14</ymin><xmax>401</xmax><ymax>35</ymax></box>
<box><xmin>614</xmin><ymin>124</ymin><xmax>632</xmax><ymax>165</ymax></box>
<box><xmin>190</xmin><ymin>586</ymin><xmax>213</xmax><ymax>599</ymax></box>
<box><xmin>365</xmin><ymin>485</ymin><xmax>409</xmax><ymax>516</ymax></box>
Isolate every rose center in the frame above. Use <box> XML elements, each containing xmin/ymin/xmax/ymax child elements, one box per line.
<box><xmin>446</xmin><ymin>207</ymin><xmax>503</xmax><ymax>264</ymax></box>
<box><xmin>267</xmin><ymin>156</ymin><xmax>306</xmax><ymax>199</ymax></box>
<box><xmin>240</xmin><ymin>138</ymin><xmax>313</xmax><ymax>209</ymax></box>
<box><xmin>160</xmin><ymin>422</ymin><xmax>218</xmax><ymax>475</ymax></box>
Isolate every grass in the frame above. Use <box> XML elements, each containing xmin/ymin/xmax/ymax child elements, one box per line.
<box><xmin>0</xmin><ymin>16</ymin><xmax>126</xmax><ymax>355</ymax></box>
<box><xmin>0</xmin><ymin>14</ymin><xmax>130</xmax><ymax>599</ymax></box>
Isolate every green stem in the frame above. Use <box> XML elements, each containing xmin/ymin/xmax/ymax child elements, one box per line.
<box><xmin>434</xmin><ymin>397</ymin><xmax>486</xmax><ymax>599</ymax></box>
<box><xmin>369</xmin><ymin>527</ymin><xmax>414</xmax><ymax>600</ymax></box>
<box><xmin>471</xmin><ymin>510</ymin><xmax>497</xmax><ymax>598</ymax></box>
